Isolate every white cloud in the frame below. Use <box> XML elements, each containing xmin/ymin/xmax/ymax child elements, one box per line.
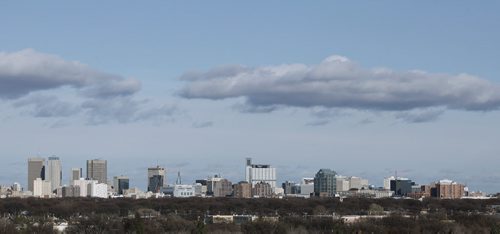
<box><xmin>179</xmin><ymin>55</ymin><xmax>500</xmax><ymax>122</ymax></box>
<box><xmin>0</xmin><ymin>49</ymin><xmax>140</xmax><ymax>99</ymax></box>
<box><xmin>0</xmin><ymin>49</ymin><xmax>179</xmax><ymax>125</ymax></box>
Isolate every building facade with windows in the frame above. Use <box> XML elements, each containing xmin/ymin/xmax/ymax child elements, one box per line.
<box><xmin>245</xmin><ymin>158</ymin><xmax>277</xmax><ymax>188</ymax></box>
<box><xmin>86</xmin><ymin>159</ymin><xmax>107</xmax><ymax>184</ymax></box>
<box><xmin>314</xmin><ymin>169</ymin><xmax>337</xmax><ymax>197</ymax></box>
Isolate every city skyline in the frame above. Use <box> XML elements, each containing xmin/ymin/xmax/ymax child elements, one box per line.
<box><xmin>1</xmin><ymin>2</ymin><xmax>500</xmax><ymax>194</ymax></box>
<box><xmin>11</xmin><ymin>156</ymin><xmax>495</xmax><ymax>196</ymax></box>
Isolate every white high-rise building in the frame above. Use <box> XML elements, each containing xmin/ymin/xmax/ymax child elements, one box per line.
<box><xmin>73</xmin><ymin>178</ymin><xmax>93</xmax><ymax>197</ymax></box>
<box><xmin>88</xmin><ymin>182</ymin><xmax>108</xmax><ymax>198</ymax></box>
<box><xmin>33</xmin><ymin>178</ymin><xmax>52</xmax><ymax>197</ymax></box>
<box><xmin>245</xmin><ymin>158</ymin><xmax>277</xmax><ymax>188</ymax></box>
<box><xmin>71</xmin><ymin>178</ymin><xmax>108</xmax><ymax>198</ymax></box>
<box><xmin>46</xmin><ymin>156</ymin><xmax>62</xmax><ymax>191</ymax></box>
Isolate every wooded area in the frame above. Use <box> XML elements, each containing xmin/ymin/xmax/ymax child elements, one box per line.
<box><xmin>0</xmin><ymin>197</ymin><xmax>499</xmax><ymax>233</ymax></box>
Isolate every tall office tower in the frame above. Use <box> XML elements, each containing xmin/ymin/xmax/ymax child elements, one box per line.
<box><xmin>71</xmin><ymin>168</ymin><xmax>82</xmax><ymax>185</ymax></box>
<box><xmin>245</xmin><ymin>158</ymin><xmax>277</xmax><ymax>188</ymax></box>
<box><xmin>147</xmin><ymin>166</ymin><xmax>166</xmax><ymax>193</ymax></box>
<box><xmin>86</xmin><ymin>159</ymin><xmax>107</xmax><ymax>184</ymax></box>
<box><xmin>28</xmin><ymin>157</ymin><xmax>45</xmax><ymax>192</ymax></box>
<box><xmin>113</xmin><ymin>176</ymin><xmax>130</xmax><ymax>195</ymax></box>
<box><xmin>314</xmin><ymin>169</ymin><xmax>337</xmax><ymax>197</ymax></box>
<box><xmin>46</xmin><ymin>156</ymin><xmax>62</xmax><ymax>191</ymax></box>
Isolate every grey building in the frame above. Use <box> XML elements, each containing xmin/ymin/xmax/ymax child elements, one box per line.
<box><xmin>282</xmin><ymin>181</ymin><xmax>296</xmax><ymax>195</ymax></box>
<box><xmin>62</xmin><ymin>185</ymin><xmax>81</xmax><ymax>197</ymax></box>
<box><xmin>113</xmin><ymin>176</ymin><xmax>130</xmax><ymax>195</ymax></box>
<box><xmin>87</xmin><ymin>159</ymin><xmax>107</xmax><ymax>184</ymax></box>
<box><xmin>314</xmin><ymin>169</ymin><xmax>337</xmax><ymax>197</ymax></box>
<box><xmin>390</xmin><ymin>179</ymin><xmax>415</xmax><ymax>196</ymax></box>
<box><xmin>71</xmin><ymin>168</ymin><xmax>82</xmax><ymax>185</ymax></box>
<box><xmin>147</xmin><ymin>166</ymin><xmax>165</xmax><ymax>192</ymax></box>
<box><xmin>46</xmin><ymin>156</ymin><xmax>62</xmax><ymax>191</ymax></box>
<box><xmin>28</xmin><ymin>157</ymin><xmax>45</xmax><ymax>192</ymax></box>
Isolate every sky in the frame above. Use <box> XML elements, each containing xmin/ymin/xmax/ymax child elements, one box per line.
<box><xmin>1</xmin><ymin>1</ymin><xmax>500</xmax><ymax>193</ymax></box>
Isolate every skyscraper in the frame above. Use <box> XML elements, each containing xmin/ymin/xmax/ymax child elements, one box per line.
<box><xmin>46</xmin><ymin>156</ymin><xmax>62</xmax><ymax>191</ymax></box>
<box><xmin>147</xmin><ymin>166</ymin><xmax>165</xmax><ymax>192</ymax></box>
<box><xmin>71</xmin><ymin>168</ymin><xmax>82</xmax><ymax>185</ymax></box>
<box><xmin>86</xmin><ymin>159</ymin><xmax>107</xmax><ymax>184</ymax></box>
<box><xmin>28</xmin><ymin>157</ymin><xmax>45</xmax><ymax>192</ymax></box>
<box><xmin>314</xmin><ymin>169</ymin><xmax>337</xmax><ymax>197</ymax></box>
<box><xmin>245</xmin><ymin>158</ymin><xmax>277</xmax><ymax>188</ymax></box>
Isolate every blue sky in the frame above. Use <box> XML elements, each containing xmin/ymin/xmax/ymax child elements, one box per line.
<box><xmin>1</xmin><ymin>1</ymin><xmax>499</xmax><ymax>193</ymax></box>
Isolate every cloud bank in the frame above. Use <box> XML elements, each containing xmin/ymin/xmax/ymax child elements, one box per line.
<box><xmin>179</xmin><ymin>55</ymin><xmax>500</xmax><ymax>121</ymax></box>
<box><xmin>0</xmin><ymin>49</ymin><xmax>140</xmax><ymax>99</ymax></box>
<box><xmin>0</xmin><ymin>49</ymin><xmax>177</xmax><ymax>124</ymax></box>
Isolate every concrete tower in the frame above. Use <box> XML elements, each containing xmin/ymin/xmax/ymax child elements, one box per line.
<box><xmin>87</xmin><ymin>159</ymin><xmax>107</xmax><ymax>184</ymax></box>
<box><xmin>46</xmin><ymin>156</ymin><xmax>62</xmax><ymax>191</ymax></box>
<box><xmin>28</xmin><ymin>157</ymin><xmax>45</xmax><ymax>192</ymax></box>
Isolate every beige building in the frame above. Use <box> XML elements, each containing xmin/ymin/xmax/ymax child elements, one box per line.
<box><xmin>208</xmin><ymin>176</ymin><xmax>232</xmax><ymax>197</ymax></box>
<box><xmin>252</xmin><ymin>181</ymin><xmax>272</xmax><ymax>198</ymax></box>
<box><xmin>233</xmin><ymin>181</ymin><xmax>252</xmax><ymax>198</ymax></box>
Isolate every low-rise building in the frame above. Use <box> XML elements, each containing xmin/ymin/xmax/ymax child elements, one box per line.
<box><xmin>33</xmin><ymin>178</ymin><xmax>52</xmax><ymax>198</ymax></box>
<box><xmin>172</xmin><ymin>184</ymin><xmax>195</xmax><ymax>198</ymax></box>
<box><xmin>431</xmin><ymin>179</ymin><xmax>465</xmax><ymax>199</ymax></box>
<box><xmin>207</xmin><ymin>175</ymin><xmax>232</xmax><ymax>197</ymax></box>
<box><xmin>233</xmin><ymin>181</ymin><xmax>252</xmax><ymax>198</ymax></box>
<box><xmin>252</xmin><ymin>181</ymin><xmax>272</xmax><ymax>198</ymax></box>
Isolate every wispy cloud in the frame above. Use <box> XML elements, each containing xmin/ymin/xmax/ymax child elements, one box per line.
<box><xmin>13</xmin><ymin>94</ymin><xmax>80</xmax><ymax>118</ymax></box>
<box><xmin>192</xmin><ymin>121</ymin><xmax>214</xmax><ymax>128</ymax></box>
